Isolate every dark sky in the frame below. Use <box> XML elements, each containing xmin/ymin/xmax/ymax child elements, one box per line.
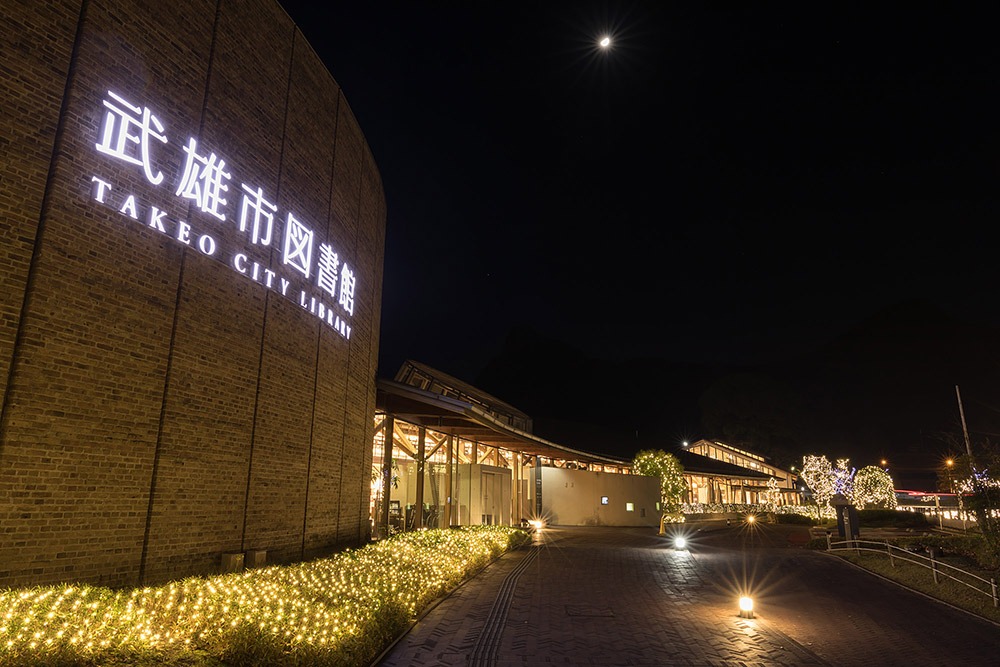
<box><xmin>280</xmin><ymin>2</ymin><xmax>1000</xmax><ymax>384</ymax></box>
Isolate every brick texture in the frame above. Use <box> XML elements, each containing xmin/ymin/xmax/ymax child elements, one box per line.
<box><xmin>0</xmin><ymin>0</ymin><xmax>385</xmax><ymax>588</ymax></box>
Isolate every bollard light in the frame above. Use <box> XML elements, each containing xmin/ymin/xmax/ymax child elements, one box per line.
<box><xmin>673</xmin><ymin>536</ymin><xmax>687</xmax><ymax>550</ymax></box>
<box><xmin>739</xmin><ymin>596</ymin><xmax>754</xmax><ymax>618</ymax></box>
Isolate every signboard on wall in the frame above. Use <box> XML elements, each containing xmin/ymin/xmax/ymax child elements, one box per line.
<box><xmin>87</xmin><ymin>89</ymin><xmax>356</xmax><ymax>338</ymax></box>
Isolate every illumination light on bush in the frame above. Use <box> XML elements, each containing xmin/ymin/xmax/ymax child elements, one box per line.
<box><xmin>739</xmin><ymin>596</ymin><xmax>754</xmax><ymax>618</ymax></box>
<box><xmin>0</xmin><ymin>527</ymin><xmax>525</xmax><ymax>664</ymax></box>
<box><xmin>853</xmin><ymin>466</ymin><xmax>897</xmax><ymax>509</ymax></box>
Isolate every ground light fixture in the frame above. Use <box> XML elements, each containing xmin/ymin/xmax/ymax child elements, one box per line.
<box><xmin>745</xmin><ymin>514</ymin><xmax>756</xmax><ymax>524</ymax></box>
<box><xmin>739</xmin><ymin>596</ymin><xmax>754</xmax><ymax>619</ymax></box>
<box><xmin>673</xmin><ymin>536</ymin><xmax>687</xmax><ymax>550</ymax></box>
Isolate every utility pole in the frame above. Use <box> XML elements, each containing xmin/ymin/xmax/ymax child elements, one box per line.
<box><xmin>955</xmin><ymin>385</ymin><xmax>975</xmax><ymax>469</ymax></box>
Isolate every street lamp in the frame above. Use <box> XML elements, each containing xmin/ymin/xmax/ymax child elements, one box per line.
<box><xmin>945</xmin><ymin>458</ymin><xmax>965</xmax><ymax>528</ymax></box>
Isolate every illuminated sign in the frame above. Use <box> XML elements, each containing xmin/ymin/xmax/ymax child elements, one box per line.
<box><xmin>88</xmin><ymin>90</ymin><xmax>355</xmax><ymax>339</ymax></box>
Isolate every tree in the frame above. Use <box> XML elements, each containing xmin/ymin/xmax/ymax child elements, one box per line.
<box><xmin>799</xmin><ymin>454</ymin><xmax>835</xmax><ymax>518</ymax></box>
<box><xmin>761</xmin><ymin>477</ymin><xmax>781</xmax><ymax>515</ymax></box>
<box><xmin>833</xmin><ymin>458</ymin><xmax>856</xmax><ymax>501</ymax></box>
<box><xmin>853</xmin><ymin>466</ymin><xmax>897</xmax><ymax>509</ymax></box>
<box><xmin>632</xmin><ymin>449</ymin><xmax>686</xmax><ymax>528</ymax></box>
<box><xmin>371</xmin><ymin>458</ymin><xmax>400</xmax><ymax>538</ymax></box>
<box><xmin>967</xmin><ymin>471</ymin><xmax>1000</xmax><ymax>555</ymax></box>
<box><xmin>943</xmin><ymin>441</ymin><xmax>1000</xmax><ymax>555</ymax></box>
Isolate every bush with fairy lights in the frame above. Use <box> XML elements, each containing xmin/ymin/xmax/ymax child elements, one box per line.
<box><xmin>0</xmin><ymin>526</ymin><xmax>529</xmax><ymax>667</ymax></box>
<box><xmin>632</xmin><ymin>449</ymin><xmax>686</xmax><ymax>525</ymax></box>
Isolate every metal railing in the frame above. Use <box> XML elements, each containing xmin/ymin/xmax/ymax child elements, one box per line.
<box><xmin>827</xmin><ymin>535</ymin><xmax>998</xmax><ymax>607</ymax></box>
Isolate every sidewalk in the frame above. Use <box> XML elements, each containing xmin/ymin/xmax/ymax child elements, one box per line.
<box><xmin>374</xmin><ymin>524</ymin><xmax>1000</xmax><ymax>666</ymax></box>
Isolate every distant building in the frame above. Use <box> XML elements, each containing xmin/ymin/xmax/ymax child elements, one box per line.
<box><xmin>680</xmin><ymin>439</ymin><xmax>801</xmax><ymax>505</ymax></box>
<box><xmin>372</xmin><ymin>361</ymin><xmax>659</xmax><ymax>532</ymax></box>
<box><xmin>370</xmin><ymin>363</ymin><xmax>807</xmax><ymax>535</ymax></box>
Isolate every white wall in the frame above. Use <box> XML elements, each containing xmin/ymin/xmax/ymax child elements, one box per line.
<box><xmin>539</xmin><ymin>468</ymin><xmax>659</xmax><ymax>527</ymax></box>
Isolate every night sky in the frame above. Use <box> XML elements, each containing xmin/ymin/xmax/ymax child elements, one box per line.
<box><xmin>280</xmin><ymin>2</ymin><xmax>1000</xmax><ymax>481</ymax></box>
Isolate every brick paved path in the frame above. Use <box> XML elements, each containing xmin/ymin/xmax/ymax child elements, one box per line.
<box><xmin>375</xmin><ymin>524</ymin><xmax>1000</xmax><ymax>666</ymax></box>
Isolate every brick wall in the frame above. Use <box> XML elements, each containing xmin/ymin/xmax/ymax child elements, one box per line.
<box><xmin>0</xmin><ymin>0</ymin><xmax>386</xmax><ymax>588</ymax></box>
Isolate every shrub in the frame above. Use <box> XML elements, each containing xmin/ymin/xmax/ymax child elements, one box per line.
<box><xmin>0</xmin><ymin>526</ymin><xmax>527</xmax><ymax>667</ymax></box>
<box><xmin>858</xmin><ymin>509</ymin><xmax>928</xmax><ymax>528</ymax></box>
<box><xmin>775</xmin><ymin>513</ymin><xmax>816</xmax><ymax>525</ymax></box>
<box><xmin>893</xmin><ymin>534</ymin><xmax>1000</xmax><ymax>571</ymax></box>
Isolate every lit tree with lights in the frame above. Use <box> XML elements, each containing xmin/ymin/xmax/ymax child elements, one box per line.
<box><xmin>833</xmin><ymin>458</ymin><xmax>856</xmax><ymax>501</ymax></box>
<box><xmin>761</xmin><ymin>477</ymin><xmax>781</xmax><ymax>514</ymax></box>
<box><xmin>632</xmin><ymin>449</ymin><xmax>686</xmax><ymax>529</ymax></box>
<box><xmin>800</xmin><ymin>454</ymin><xmax>835</xmax><ymax>518</ymax></box>
<box><xmin>968</xmin><ymin>471</ymin><xmax>1000</xmax><ymax>554</ymax></box>
<box><xmin>852</xmin><ymin>465</ymin><xmax>897</xmax><ymax>509</ymax></box>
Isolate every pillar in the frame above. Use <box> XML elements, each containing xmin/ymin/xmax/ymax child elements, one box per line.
<box><xmin>414</xmin><ymin>425</ymin><xmax>426</xmax><ymax>529</ymax></box>
<box><xmin>445</xmin><ymin>434</ymin><xmax>454</xmax><ymax>527</ymax></box>
<box><xmin>379</xmin><ymin>415</ymin><xmax>394</xmax><ymax>538</ymax></box>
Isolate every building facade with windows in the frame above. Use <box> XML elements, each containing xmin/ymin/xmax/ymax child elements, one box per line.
<box><xmin>1</xmin><ymin>0</ymin><xmax>384</xmax><ymax>588</ymax></box>
<box><xmin>372</xmin><ymin>361</ymin><xmax>660</xmax><ymax>534</ymax></box>
<box><xmin>370</xmin><ymin>365</ymin><xmax>809</xmax><ymax>536</ymax></box>
<box><xmin>681</xmin><ymin>439</ymin><xmax>800</xmax><ymax>505</ymax></box>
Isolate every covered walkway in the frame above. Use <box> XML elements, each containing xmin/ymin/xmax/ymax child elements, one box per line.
<box><xmin>371</xmin><ymin>361</ymin><xmax>632</xmax><ymax>537</ymax></box>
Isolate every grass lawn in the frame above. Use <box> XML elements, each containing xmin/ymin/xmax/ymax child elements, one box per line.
<box><xmin>834</xmin><ymin>544</ymin><xmax>1000</xmax><ymax>626</ymax></box>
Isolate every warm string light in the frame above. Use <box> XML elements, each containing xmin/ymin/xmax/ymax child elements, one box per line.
<box><xmin>853</xmin><ymin>466</ymin><xmax>897</xmax><ymax>508</ymax></box>
<box><xmin>0</xmin><ymin>526</ymin><xmax>525</xmax><ymax>663</ymax></box>
<box><xmin>681</xmin><ymin>502</ymin><xmax>836</xmax><ymax>519</ymax></box>
<box><xmin>800</xmin><ymin>455</ymin><xmax>835</xmax><ymax>509</ymax></box>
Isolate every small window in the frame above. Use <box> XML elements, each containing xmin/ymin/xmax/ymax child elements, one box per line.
<box><xmin>626</xmin><ymin>502</ymin><xmax>635</xmax><ymax>512</ymax></box>
<box><xmin>601</xmin><ymin>496</ymin><xmax>609</xmax><ymax>505</ymax></box>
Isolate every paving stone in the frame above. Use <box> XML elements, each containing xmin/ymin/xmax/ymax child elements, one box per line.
<box><xmin>376</xmin><ymin>524</ymin><xmax>1000</xmax><ymax>667</ymax></box>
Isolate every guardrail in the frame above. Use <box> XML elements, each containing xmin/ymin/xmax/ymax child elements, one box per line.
<box><xmin>827</xmin><ymin>536</ymin><xmax>998</xmax><ymax>607</ymax></box>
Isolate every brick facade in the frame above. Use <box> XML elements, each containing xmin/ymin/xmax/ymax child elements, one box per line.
<box><xmin>0</xmin><ymin>0</ymin><xmax>385</xmax><ymax>587</ymax></box>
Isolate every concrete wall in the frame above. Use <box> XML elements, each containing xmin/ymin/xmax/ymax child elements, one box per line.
<box><xmin>539</xmin><ymin>468</ymin><xmax>659</xmax><ymax>527</ymax></box>
<box><xmin>0</xmin><ymin>0</ymin><xmax>385</xmax><ymax>587</ymax></box>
